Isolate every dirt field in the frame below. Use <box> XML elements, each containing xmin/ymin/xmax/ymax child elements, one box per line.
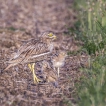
<box><xmin>0</xmin><ymin>0</ymin><xmax>87</xmax><ymax>106</ymax></box>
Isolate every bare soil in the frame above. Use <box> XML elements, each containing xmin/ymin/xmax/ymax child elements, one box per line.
<box><xmin>0</xmin><ymin>0</ymin><xmax>87</xmax><ymax>106</ymax></box>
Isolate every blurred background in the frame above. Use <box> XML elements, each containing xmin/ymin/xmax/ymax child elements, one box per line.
<box><xmin>0</xmin><ymin>0</ymin><xmax>106</xmax><ymax>106</ymax></box>
<box><xmin>0</xmin><ymin>1</ymin><xmax>78</xmax><ymax>106</ymax></box>
<box><xmin>0</xmin><ymin>0</ymin><xmax>76</xmax><ymax>35</ymax></box>
<box><xmin>1</xmin><ymin>0</ymin><xmax>106</xmax><ymax>106</ymax></box>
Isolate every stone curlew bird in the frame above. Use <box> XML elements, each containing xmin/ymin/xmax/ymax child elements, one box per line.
<box><xmin>41</xmin><ymin>60</ymin><xmax>58</xmax><ymax>87</ymax></box>
<box><xmin>52</xmin><ymin>51</ymin><xmax>67</xmax><ymax>77</ymax></box>
<box><xmin>5</xmin><ymin>32</ymin><xmax>57</xmax><ymax>83</ymax></box>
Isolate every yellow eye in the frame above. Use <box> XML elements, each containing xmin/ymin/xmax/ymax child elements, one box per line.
<box><xmin>48</xmin><ymin>33</ymin><xmax>53</xmax><ymax>37</ymax></box>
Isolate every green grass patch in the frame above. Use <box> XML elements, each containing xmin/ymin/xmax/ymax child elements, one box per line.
<box><xmin>65</xmin><ymin>0</ymin><xmax>106</xmax><ymax>106</ymax></box>
<box><xmin>76</xmin><ymin>54</ymin><xmax>106</xmax><ymax>106</ymax></box>
<box><xmin>71</xmin><ymin>0</ymin><xmax>106</xmax><ymax>55</ymax></box>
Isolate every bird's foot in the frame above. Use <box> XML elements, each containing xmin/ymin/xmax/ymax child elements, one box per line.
<box><xmin>33</xmin><ymin>73</ymin><xmax>42</xmax><ymax>83</ymax></box>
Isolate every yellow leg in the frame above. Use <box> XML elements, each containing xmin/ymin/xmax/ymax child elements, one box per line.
<box><xmin>57</xmin><ymin>67</ymin><xmax>60</xmax><ymax>77</ymax></box>
<box><xmin>28</xmin><ymin>63</ymin><xmax>41</xmax><ymax>83</ymax></box>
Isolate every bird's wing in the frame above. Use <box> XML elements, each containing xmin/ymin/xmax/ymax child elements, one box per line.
<box><xmin>16</xmin><ymin>39</ymin><xmax>40</xmax><ymax>56</ymax></box>
<box><xmin>8</xmin><ymin>41</ymin><xmax>50</xmax><ymax>64</ymax></box>
<box><xmin>45</xmin><ymin>69</ymin><xmax>57</xmax><ymax>82</ymax></box>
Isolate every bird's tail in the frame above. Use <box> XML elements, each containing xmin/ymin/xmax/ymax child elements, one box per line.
<box><xmin>4</xmin><ymin>64</ymin><xmax>14</xmax><ymax>71</ymax></box>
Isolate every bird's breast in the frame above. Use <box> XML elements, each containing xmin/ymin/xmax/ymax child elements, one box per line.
<box><xmin>48</xmin><ymin>43</ymin><xmax>54</xmax><ymax>52</ymax></box>
<box><xmin>53</xmin><ymin>61</ymin><xmax>64</xmax><ymax>67</ymax></box>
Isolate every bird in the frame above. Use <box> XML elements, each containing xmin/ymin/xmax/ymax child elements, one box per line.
<box><xmin>52</xmin><ymin>50</ymin><xmax>67</xmax><ymax>78</ymax></box>
<box><xmin>41</xmin><ymin>60</ymin><xmax>58</xmax><ymax>87</ymax></box>
<box><xmin>4</xmin><ymin>32</ymin><xmax>57</xmax><ymax>83</ymax></box>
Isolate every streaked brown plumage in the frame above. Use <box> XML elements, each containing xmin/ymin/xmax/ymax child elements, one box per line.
<box><xmin>5</xmin><ymin>32</ymin><xmax>57</xmax><ymax>83</ymax></box>
<box><xmin>42</xmin><ymin>60</ymin><xmax>58</xmax><ymax>86</ymax></box>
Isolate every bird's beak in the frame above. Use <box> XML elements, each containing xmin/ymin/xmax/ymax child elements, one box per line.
<box><xmin>53</xmin><ymin>35</ymin><xmax>57</xmax><ymax>40</ymax></box>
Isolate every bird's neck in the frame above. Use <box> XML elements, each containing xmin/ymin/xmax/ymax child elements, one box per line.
<box><xmin>44</xmin><ymin>39</ymin><xmax>54</xmax><ymax>52</ymax></box>
<box><xmin>48</xmin><ymin>42</ymin><xmax>54</xmax><ymax>52</ymax></box>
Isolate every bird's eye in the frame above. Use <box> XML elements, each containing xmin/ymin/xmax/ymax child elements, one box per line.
<box><xmin>48</xmin><ymin>33</ymin><xmax>53</xmax><ymax>37</ymax></box>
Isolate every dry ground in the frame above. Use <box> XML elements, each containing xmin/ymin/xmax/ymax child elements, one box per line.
<box><xmin>0</xmin><ymin>0</ymin><xmax>87</xmax><ymax>106</ymax></box>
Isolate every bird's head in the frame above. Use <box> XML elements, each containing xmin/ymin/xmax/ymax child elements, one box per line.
<box><xmin>41</xmin><ymin>32</ymin><xmax>57</xmax><ymax>41</ymax></box>
<box><xmin>59</xmin><ymin>51</ymin><xmax>68</xmax><ymax>59</ymax></box>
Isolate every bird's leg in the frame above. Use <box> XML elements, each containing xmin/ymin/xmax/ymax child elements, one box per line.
<box><xmin>28</xmin><ymin>64</ymin><xmax>32</xmax><ymax>71</ymax></box>
<box><xmin>28</xmin><ymin>63</ymin><xmax>41</xmax><ymax>83</ymax></box>
<box><xmin>32</xmin><ymin>63</ymin><xmax>42</xmax><ymax>83</ymax></box>
<box><xmin>32</xmin><ymin>63</ymin><xmax>37</xmax><ymax>83</ymax></box>
<box><xmin>57</xmin><ymin>67</ymin><xmax>60</xmax><ymax>78</ymax></box>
